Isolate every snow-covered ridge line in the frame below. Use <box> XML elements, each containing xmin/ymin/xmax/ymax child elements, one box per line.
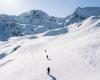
<box><xmin>0</xmin><ymin>7</ymin><xmax>100</xmax><ymax>41</ymax></box>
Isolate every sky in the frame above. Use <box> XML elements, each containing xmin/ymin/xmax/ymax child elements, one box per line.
<box><xmin>0</xmin><ymin>0</ymin><xmax>100</xmax><ymax>17</ymax></box>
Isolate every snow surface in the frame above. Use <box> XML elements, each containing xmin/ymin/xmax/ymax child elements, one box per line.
<box><xmin>0</xmin><ymin>7</ymin><xmax>100</xmax><ymax>80</ymax></box>
<box><xmin>0</xmin><ymin>14</ymin><xmax>100</xmax><ymax>80</ymax></box>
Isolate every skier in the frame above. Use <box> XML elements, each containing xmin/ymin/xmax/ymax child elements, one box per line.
<box><xmin>46</xmin><ymin>55</ymin><xmax>49</xmax><ymax>59</ymax></box>
<box><xmin>45</xmin><ymin>50</ymin><xmax>47</xmax><ymax>53</ymax></box>
<box><xmin>46</xmin><ymin>55</ymin><xmax>51</xmax><ymax>61</ymax></box>
<box><xmin>47</xmin><ymin>67</ymin><xmax>50</xmax><ymax>74</ymax></box>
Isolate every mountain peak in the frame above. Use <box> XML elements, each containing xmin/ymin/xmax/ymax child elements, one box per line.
<box><xmin>64</xmin><ymin>7</ymin><xmax>100</xmax><ymax>26</ymax></box>
<box><xmin>19</xmin><ymin>10</ymin><xmax>49</xmax><ymax>17</ymax></box>
<box><xmin>0</xmin><ymin>7</ymin><xmax>100</xmax><ymax>41</ymax></box>
<box><xmin>75</xmin><ymin>7</ymin><xmax>100</xmax><ymax>18</ymax></box>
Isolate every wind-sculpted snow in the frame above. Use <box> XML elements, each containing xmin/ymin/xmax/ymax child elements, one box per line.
<box><xmin>44</xmin><ymin>28</ymin><xmax>68</xmax><ymax>36</ymax></box>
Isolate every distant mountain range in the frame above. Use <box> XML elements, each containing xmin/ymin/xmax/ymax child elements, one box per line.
<box><xmin>0</xmin><ymin>7</ymin><xmax>100</xmax><ymax>41</ymax></box>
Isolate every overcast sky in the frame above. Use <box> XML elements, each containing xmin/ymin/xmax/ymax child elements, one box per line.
<box><xmin>0</xmin><ymin>0</ymin><xmax>100</xmax><ymax>17</ymax></box>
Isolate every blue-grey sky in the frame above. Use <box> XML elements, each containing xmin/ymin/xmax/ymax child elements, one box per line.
<box><xmin>0</xmin><ymin>0</ymin><xmax>100</xmax><ymax>17</ymax></box>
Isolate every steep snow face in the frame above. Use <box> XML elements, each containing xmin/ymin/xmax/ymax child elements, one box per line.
<box><xmin>75</xmin><ymin>7</ymin><xmax>100</xmax><ymax>18</ymax></box>
<box><xmin>17</xmin><ymin>10</ymin><xmax>50</xmax><ymax>24</ymax></box>
<box><xmin>17</xmin><ymin>10</ymin><xmax>63</xmax><ymax>29</ymax></box>
<box><xmin>0</xmin><ymin>16</ymin><xmax>100</xmax><ymax>80</ymax></box>
<box><xmin>64</xmin><ymin>7</ymin><xmax>100</xmax><ymax>26</ymax></box>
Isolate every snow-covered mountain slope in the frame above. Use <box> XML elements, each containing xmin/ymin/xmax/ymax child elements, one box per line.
<box><xmin>64</xmin><ymin>7</ymin><xmax>100</xmax><ymax>26</ymax></box>
<box><xmin>0</xmin><ymin>10</ymin><xmax>64</xmax><ymax>41</ymax></box>
<box><xmin>0</xmin><ymin>7</ymin><xmax>100</xmax><ymax>80</ymax></box>
<box><xmin>17</xmin><ymin>10</ymin><xmax>63</xmax><ymax>28</ymax></box>
<box><xmin>0</xmin><ymin>7</ymin><xmax>100</xmax><ymax>41</ymax></box>
<box><xmin>0</xmin><ymin>12</ymin><xmax>100</xmax><ymax>80</ymax></box>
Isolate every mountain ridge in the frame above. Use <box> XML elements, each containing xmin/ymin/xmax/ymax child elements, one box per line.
<box><xmin>0</xmin><ymin>7</ymin><xmax>100</xmax><ymax>41</ymax></box>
